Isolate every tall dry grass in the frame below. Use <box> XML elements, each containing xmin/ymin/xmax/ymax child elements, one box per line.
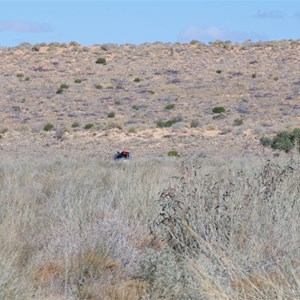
<box><xmin>0</xmin><ymin>155</ymin><xmax>299</xmax><ymax>299</ymax></box>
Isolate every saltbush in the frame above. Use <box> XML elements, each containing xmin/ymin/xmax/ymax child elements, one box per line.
<box><xmin>96</xmin><ymin>58</ymin><xmax>107</xmax><ymax>64</ymax></box>
<box><xmin>260</xmin><ymin>128</ymin><xmax>300</xmax><ymax>153</ymax></box>
<box><xmin>212</xmin><ymin>106</ymin><xmax>226</xmax><ymax>114</ymax></box>
<box><xmin>167</xmin><ymin>150</ymin><xmax>179</xmax><ymax>157</ymax></box>
<box><xmin>84</xmin><ymin>123</ymin><xmax>94</xmax><ymax>130</ymax></box>
<box><xmin>43</xmin><ymin>123</ymin><xmax>54</xmax><ymax>131</ymax></box>
<box><xmin>107</xmin><ymin>112</ymin><xmax>115</xmax><ymax>118</ymax></box>
<box><xmin>165</xmin><ymin>104</ymin><xmax>175</xmax><ymax>110</ymax></box>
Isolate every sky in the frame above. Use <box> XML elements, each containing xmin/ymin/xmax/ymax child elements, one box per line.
<box><xmin>0</xmin><ymin>0</ymin><xmax>300</xmax><ymax>47</ymax></box>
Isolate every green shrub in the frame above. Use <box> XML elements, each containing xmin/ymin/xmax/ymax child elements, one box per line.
<box><xmin>107</xmin><ymin>112</ymin><xmax>115</xmax><ymax>118</ymax></box>
<box><xmin>56</xmin><ymin>83</ymin><xmax>69</xmax><ymax>94</ymax></box>
<box><xmin>260</xmin><ymin>136</ymin><xmax>272</xmax><ymax>147</ymax></box>
<box><xmin>25</xmin><ymin>76</ymin><xmax>30</xmax><ymax>81</ymax></box>
<box><xmin>260</xmin><ymin>128</ymin><xmax>300</xmax><ymax>153</ymax></box>
<box><xmin>274</xmin><ymin>77</ymin><xmax>279</xmax><ymax>81</ymax></box>
<box><xmin>252</xmin><ymin>73</ymin><xmax>257</xmax><ymax>78</ymax></box>
<box><xmin>167</xmin><ymin>150</ymin><xmax>179</xmax><ymax>157</ymax></box>
<box><xmin>157</xmin><ymin>117</ymin><xmax>181</xmax><ymax>128</ymax></box>
<box><xmin>96</xmin><ymin>58</ymin><xmax>107</xmax><ymax>64</ymax></box>
<box><xmin>71</xmin><ymin>122</ymin><xmax>80</xmax><ymax>128</ymax></box>
<box><xmin>212</xmin><ymin>106</ymin><xmax>226</xmax><ymax>114</ymax></box>
<box><xmin>95</xmin><ymin>84</ymin><xmax>103</xmax><ymax>89</ymax></box>
<box><xmin>216</xmin><ymin>70</ymin><xmax>222</xmax><ymax>74</ymax></box>
<box><xmin>133</xmin><ymin>77</ymin><xmax>141</xmax><ymax>82</ymax></box>
<box><xmin>60</xmin><ymin>83</ymin><xmax>69</xmax><ymax>89</ymax></box>
<box><xmin>74</xmin><ymin>79</ymin><xmax>82</xmax><ymax>83</ymax></box>
<box><xmin>16</xmin><ymin>73</ymin><xmax>24</xmax><ymax>78</ymax></box>
<box><xmin>190</xmin><ymin>119</ymin><xmax>199</xmax><ymax>128</ymax></box>
<box><xmin>84</xmin><ymin>123</ymin><xmax>94</xmax><ymax>130</ymax></box>
<box><xmin>43</xmin><ymin>123</ymin><xmax>54</xmax><ymax>131</ymax></box>
<box><xmin>271</xmin><ymin>131</ymin><xmax>294</xmax><ymax>153</ymax></box>
<box><xmin>233</xmin><ymin>119</ymin><xmax>243</xmax><ymax>126</ymax></box>
<box><xmin>165</xmin><ymin>104</ymin><xmax>175</xmax><ymax>110</ymax></box>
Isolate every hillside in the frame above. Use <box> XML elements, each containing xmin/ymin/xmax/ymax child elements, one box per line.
<box><xmin>1</xmin><ymin>40</ymin><xmax>300</xmax><ymax>159</ymax></box>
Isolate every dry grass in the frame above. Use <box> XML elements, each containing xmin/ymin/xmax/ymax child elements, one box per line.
<box><xmin>0</xmin><ymin>155</ymin><xmax>299</xmax><ymax>299</ymax></box>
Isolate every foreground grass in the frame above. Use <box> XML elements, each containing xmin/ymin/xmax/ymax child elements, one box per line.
<box><xmin>0</xmin><ymin>155</ymin><xmax>299</xmax><ymax>299</ymax></box>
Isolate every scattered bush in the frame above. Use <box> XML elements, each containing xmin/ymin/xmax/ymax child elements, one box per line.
<box><xmin>216</xmin><ymin>70</ymin><xmax>222</xmax><ymax>74</ymax></box>
<box><xmin>212</xmin><ymin>106</ymin><xmax>226</xmax><ymax>114</ymax></box>
<box><xmin>260</xmin><ymin>128</ymin><xmax>300</xmax><ymax>153</ymax></box>
<box><xmin>84</xmin><ymin>123</ymin><xmax>94</xmax><ymax>130</ymax></box>
<box><xmin>107</xmin><ymin>112</ymin><xmax>115</xmax><ymax>118</ymax></box>
<box><xmin>252</xmin><ymin>73</ymin><xmax>257</xmax><ymax>78</ymax></box>
<box><xmin>95</xmin><ymin>84</ymin><xmax>103</xmax><ymax>89</ymax></box>
<box><xmin>259</xmin><ymin>136</ymin><xmax>272</xmax><ymax>147</ymax></box>
<box><xmin>0</xmin><ymin>127</ymin><xmax>9</xmax><ymax>134</ymax></box>
<box><xmin>43</xmin><ymin>123</ymin><xmax>54</xmax><ymax>131</ymax></box>
<box><xmin>165</xmin><ymin>104</ymin><xmax>175</xmax><ymax>110</ymax></box>
<box><xmin>190</xmin><ymin>119</ymin><xmax>199</xmax><ymax>128</ymax></box>
<box><xmin>157</xmin><ymin>117</ymin><xmax>181</xmax><ymax>128</ymax></box>
<box><xmin>128</xmin><ymin>127</ymin><xmax>137</xmax><ymax>133</ymax></box>
<box><xmin>56</xmin><ymin>83</ymin><xmax>69</xmax><ymax>94</ymax></box>
<box><xmin>274</xmin><ymin>77</ymin><xmax>279</xmax><ymax>81</ymax></box>
<box><xmin>233</xmin><ymin>119</ymin><xmax>243</xmax><ymax>126</ymax></box>
<box><xmin>134</xmin><ymin>77</ymin><xmax>141</xmax><ymax>82</ymax></box>
<box><xmin>16</xmin><ymin>73</ymin><xmax>24</xmax><ymax>78</ymax></box>
<box><xmin>106</xmin><ymin>122</ymin><xmax>123</xmax><ymax>130</ymax></box>
<box><xmin>74</xmin><ymin>79</ymin><xmax>82</xmax><ymax>83</ymax></box>
<box><xmin>167</xmin><ymin>150</ymin><xmax>179</xmax><ymax>157</ymax></box>
<box><xmin>71</xmin><ymin>122</ymin><xmax>80</xmax><ymax>128</ymax></box>
<box><xmin>96</xmin><ymin>58</ymin><xmax>107</xmax><ymax>64</ymax></box>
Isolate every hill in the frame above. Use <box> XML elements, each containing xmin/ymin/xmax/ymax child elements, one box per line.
<box><xmin>1</xmin><ymin>40</ymin><xmax>300</xmax><ymax>159</ymax></box>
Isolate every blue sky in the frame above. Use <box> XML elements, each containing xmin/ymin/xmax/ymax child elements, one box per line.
<box><xmin>0</xmin><ymin>1</ymin><xmax>300</xmax><ymax>47</ymax></box>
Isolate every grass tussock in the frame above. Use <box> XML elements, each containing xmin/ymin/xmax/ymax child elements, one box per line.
<box><xmin>0</xmin><ymin>156</ymin><xmax>300</xmax><ymax>299</ymax></box>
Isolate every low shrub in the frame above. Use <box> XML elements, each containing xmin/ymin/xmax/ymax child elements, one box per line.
<box><xmin>212</xmin><ymin>106</ymin><xmax>226</xmax><ymax>114</ymax></box>
<box><xmin>157</xmin><ymin>117</ymin><xmax>181</xmax><ymax>128</ymax></box>
<box><xmin>96</xmin><ymin>58</ymin><xmax>107</xmax><ymax>64</ymax></box>
<box><xmin>167</xmin><ymin>150</ymin><xmax>179</xmax><ymax>157</ymax></box>
<box><xmin>233</xmin><ymin>119</ymin><xmax>243</xmax><ymax>126</ymax></box>
<box><xmin>106</xmin><ymin>122</ymin><xmax>123</xmax><ymax>130</ymax></box>
<box><xmin>107</xmin><ymin>112</ymin><xmax>115</xmax><ymax>118</ymax></box>
<box><xmin>95</xmin><ymin>84</ymin><xmax>103</xmax><ymax>89</ymax></box>
<box><xmin>56</xmin><ymin>83</ymin><xmax>69</xmax><ymax>94</ymax></box>
<box><xmin>260</xmin><ymin>128</ymin><xmax>300</xmax><ymax>153</ymax></box>
<box><xmin>216</xmin><ymin>70</ymin><xmax>222</xmax><ymax>74</ymax></box>
<box><xmin>190</xmin><ymin>119</ymin><xmax>199</xmax><ymax>128</ymax></box>
<box><xmin>43</xmin><ymin>123</ymin><xmax>54</xmax><ymax>131</ymax></box>
<box><xmin>74</xmin><ymin>79</ymin><xmax>82</xmax><ymax>83</ymax></box>
<box><xmin>84</xmin><ymin>123</ymin><xmax>94</xmax><ymax>130</ymax></box>
<box><xmin>71</xmin><ymin>122</ymin><xmax>80</xmax><ymax>128</ymax></box>
<box><xmin>165</xmin><ymin>104</ymin><xmax>175</xmax><ymax>110</ymax></box>
<box><xmin>134</xmin><ymin>77</ymin><xmax>141</xmax><ymax>82</ymax></box>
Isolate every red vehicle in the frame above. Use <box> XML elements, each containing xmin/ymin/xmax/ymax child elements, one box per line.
<box><xmin>113</xmin><ymin>150</ymin><xmax>132</xmax><ymax>160</ymax></box>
